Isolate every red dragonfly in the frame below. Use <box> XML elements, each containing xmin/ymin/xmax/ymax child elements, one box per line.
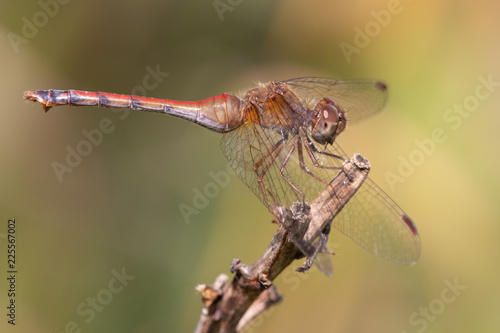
<box><xmin>25</xmin><ymin>77</ymin><xmax>421</xmax><ymax>271</ymax></box>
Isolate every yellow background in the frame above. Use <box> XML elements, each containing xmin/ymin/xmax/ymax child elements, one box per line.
<box><xmin>1</xmin><ymin>0</ymin><xmax>499</xmax><ymax>332</ymax></box>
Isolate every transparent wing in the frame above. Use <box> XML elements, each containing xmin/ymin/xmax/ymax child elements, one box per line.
<box><xmin>283</xmin><ymin>77</ymin><xmax>388</xmax><ymax>123</ymax></box>
<box><xmin>326</xmin><ymin>143</ymin><xmax>421</xmax><ymax>264</ymax></box>
<box><xmin>221</xmin><ymin>122</ymin><xmax>307</xmax><ymax>210</ymax></box>
<box><xmin>221</xmin><ymin>123</ymin><xmax>421</xmax><ymax>265</ymax></box>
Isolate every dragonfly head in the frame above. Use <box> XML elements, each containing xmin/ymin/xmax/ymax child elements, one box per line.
<box><xmin>311</xmin><ymin>97</ymin><xmax>346</xmax><ymax>145</ymax></box>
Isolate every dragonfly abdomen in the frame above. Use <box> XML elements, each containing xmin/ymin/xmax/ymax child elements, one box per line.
<box><xmin>24</xmin><ymin>89</ymin><xmax>245</xmax><ymax>133</ymax></box>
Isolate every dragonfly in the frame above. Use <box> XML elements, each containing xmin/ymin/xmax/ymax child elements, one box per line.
<box><xmin>24</xmin><ymin>77</ymin><xmax>421</xmax><ymax>274</ymax></box>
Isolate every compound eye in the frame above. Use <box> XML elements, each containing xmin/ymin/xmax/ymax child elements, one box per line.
<box><xmin>321</xmin><ymin>103</ymin><xmax>339</xmax><ymax>126</ymax></box>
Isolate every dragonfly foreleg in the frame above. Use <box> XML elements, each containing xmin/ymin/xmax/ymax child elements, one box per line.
<box><xmin>301</xmin><ymin>130</ymin><xmax>343</xmax><ymax>172</ymax></box>
<box><xmin>297</xmin><ymin>138</ymin><xmax>329</xmax><ymax>186</ymax></box>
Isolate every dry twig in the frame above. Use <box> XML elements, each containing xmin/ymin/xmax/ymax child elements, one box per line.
<box><xmin>195</xmin><ymin>154</ymin><xmax>370</xmax><ymax>333</ymax></box>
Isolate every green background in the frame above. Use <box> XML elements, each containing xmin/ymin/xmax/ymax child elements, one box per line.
<box><xmin>1</xmin><ymin>0</ymin><xmax>499</xmax><ymax>332</ymax></box>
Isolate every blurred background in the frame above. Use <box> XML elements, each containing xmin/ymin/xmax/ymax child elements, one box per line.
<box><xmin>1</xmin><ymin>0</ymin><xmax>499</xmax><ymax>332</ymax></box>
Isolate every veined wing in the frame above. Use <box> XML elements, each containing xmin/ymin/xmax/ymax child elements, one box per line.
<box><xmin>283</xmin><ymin>77</ymin><xmax>388</xmax><ymax>124</ymax></box>
<box><xmin>221</xmin><ymin>121</ymin><xmax>421</xmax><ymax>264</ymax></box>
<box><xmin>304</xmin><ymin>141</ymin><xmax>421</xmax><ymax>264</ymax></box>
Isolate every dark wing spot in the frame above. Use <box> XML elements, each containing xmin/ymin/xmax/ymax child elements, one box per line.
<box><xmin>375</xmin><ymin>81</ymin><xmax>387</xmax><ymax>92</ymax></box>
<box><xmin>401</xmin><ymin>214</ymin><xmax>418</xmax><ymax>236</ymax></box>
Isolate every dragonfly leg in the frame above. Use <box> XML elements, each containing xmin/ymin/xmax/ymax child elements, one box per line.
<box><xmin>301</xmin><ymin>131</ymin><xmax>343</xmax><ymax>171</ymax></box>
<box><xmin>297</xmin><ymin>138</ymin><xmax>329</xmax><ymax>186</ymax></box>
